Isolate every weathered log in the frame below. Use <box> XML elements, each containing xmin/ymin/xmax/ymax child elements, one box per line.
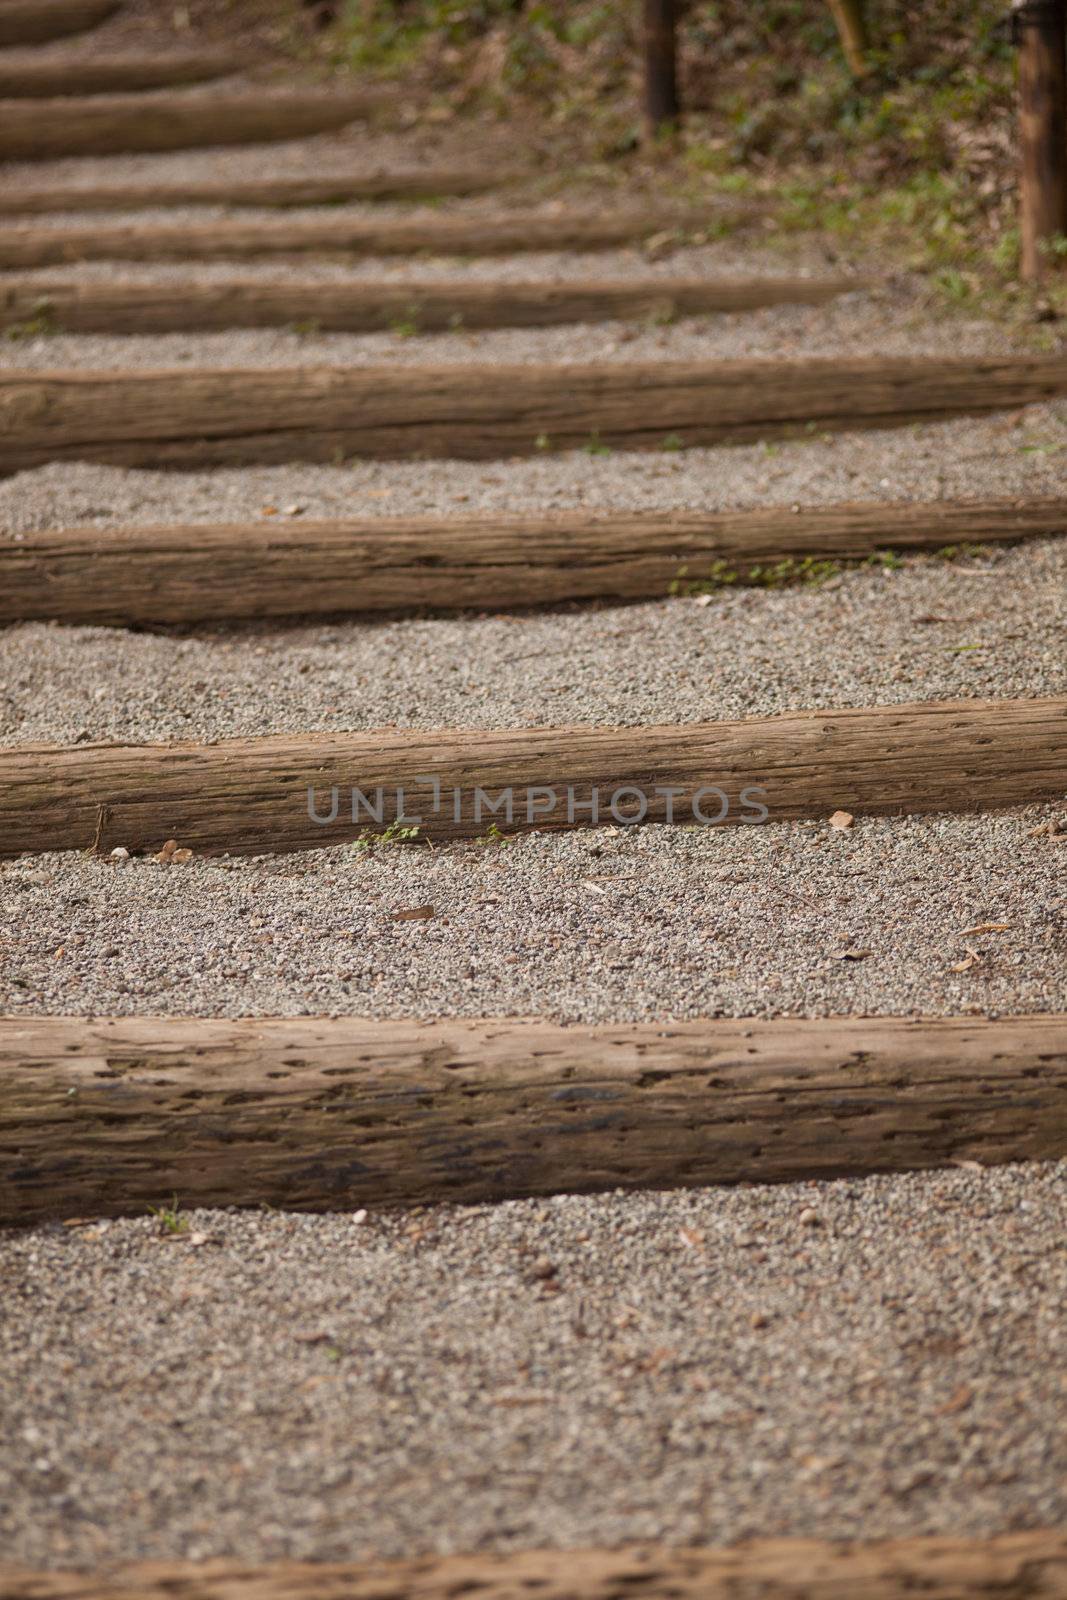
<box><xmin>0</xmin><ymin>207</ymin><xmax>711</xmax><ymax>266</ymax></box>
<box><xmin>0</xmin><ymin>272</ymin><xmax>865</xmax><ymax>335</ymax></box>
<box><xmin>1</xmin><ymin>497</ymin><xmax>1061</xmax><ymax>625</ymax></box>
<box><xmin>2</xmin><ymin>1014</ymin><xmax>1066</xmax><ymax>1225</ymax></box>
<box><xmin>0</xmin><ymin>698</ymin><xmax>1063</xmax><ymax>858</ymax></box>
<box><xmin>1</xmin><ymin>1532</ymin><xmax>1065</xmax><ymax>1600</ymax></box>
<box><xmin>0</xmin><ymin>169</ymin><xmax>516</xmax><ymax>214</ymax></box>
<box><xmin>0</xmin><ymin>88</ymin><xmax>380</xmax><ymax>161</ymax></box>
<box><xmin>3</xmin><ymin>356</ymin><xmax>1067</xmax><ymax>471</ymax></box>
<box><xmin>0</xmin><ymin>51</ymin><xmax>239</xmax><ymax>98</ymax></box>
<box><xmin>0</xmin><ymin>0</ymin><xmax>117</xmax><ymax>48</ymax></box>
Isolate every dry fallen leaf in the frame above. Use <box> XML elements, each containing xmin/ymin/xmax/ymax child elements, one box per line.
<box><xmin>392</xmin><ymin>904</ymin><xmax>435</xmax><ymax>921</ymax></box>
<box><xmin>829</xmin><ymin>810</ymin><xmax>854</xmax><ymax>830</ymax></box>
<box><xmin>950</xmin><ymin>947</ymin><xmax>981</xmax><ymax>973</ymax></box>
<box><xmin>959</xmin><ymin>922</ymin><xmax>1009</xmax><ymax>936</ymax></box>
<box><xmin>934</xmin><ymin>1383</ymin><xmax>975</xmax><ymax>1416</ymax></box>
<box><xmin>260</xmin><ymin>504</ymin><xmax>278</xmax><ymax>517</ymax></box>
<box><xmin>678</xmin><ymin>1227</ymin><xmax>704</xmax><ymax>1250</ymax></box>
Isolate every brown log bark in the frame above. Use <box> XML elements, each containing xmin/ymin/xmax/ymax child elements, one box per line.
<box><xmin>0</xmin><ymin>88</ymin><xmax>382</xmax><ymax>161</ymax></box>
<box><xmin>0</xmin><ymin>207</ymin><xmax>711</xmax><ymax>266</ymax></box>
<box><xmin>3</xmin><ymin>356</ymin><xmax>1067</xmax><ymax>471</ymax></box>
<box><xmin>1017</xmin><ymin>0</ymin><xmax>1067</xmax><ymax>281</ymax></box>
<box><xmin>0</xmin><ymin>169</ymin><xmax>516</xmax><ymax>214</ymax></box>
<box><xmin>0</xmin><ymin>52</ymin><xmax>239</xmax><ymax>98</ymax></box>
<box><xmin>1</xmin><ymin>497</ymin><xmax>1061</xmax><ymax>625</ymax></box>
<box><xmin>0</xmin><ymin>698</ymin><xmax>1063</xmax><ymax>858</ymax></box>
<box><xmin>2</xmin><ymin>1013</ymin><xmax>1066</xmax><ymax>1225</ymax></box>
<box><xmin>1</xmin><ymin>1532</ymin><xmax>1065</xmax><ymax>1600</ymax></box>
<box><xmin>642</xmin><ymin>0</ymin><xmax>679</xmax><ymax>133</ymax></box>
<box><xmin>0</xmin><ymin>0</ymin><xmax>117</xmax><ymax>47</ymax></box>
<box><xmin>0</xmin><ymin>273</ymin><xmax>865</xmax><ymax>335</ymax></box>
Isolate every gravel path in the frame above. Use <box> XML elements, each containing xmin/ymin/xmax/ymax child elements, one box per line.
<box><xmin>3</xmin><ymin>283</ymin><xmax>1058</xmax><ymax>369</ymax></box>
<box><xmin>1</xmin><ymin>537</ymin><xmax>1063</xmax><ymax>745</ymax></box>
<box><xmin>2</xmin><ymin>1162</ymin><xmax>1064</xmax><ymax>1569</ymax></box>
<box><xmin>5</xmin><ymin>11</ymin><xmax>1066</xmax><ymax>1583</ymax></box>
<box><xmin>2</xmin><ymin>806</ymin><xmax>1063</xmax><ymax>1021</ymax></box>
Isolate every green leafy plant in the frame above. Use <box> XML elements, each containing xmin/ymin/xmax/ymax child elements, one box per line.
<box><xmin>148</xmin><ymin>1197</ymin><xmax>188</xmax><ymax>1236</ymax></box>
<box><xmin>474</xmin><ymin>822</ymin><xmax>511</xmax><ymax>846</ymax></box>
<box><xmin>351</xmin><ymin>818</ymin><xmax>423</xmax><ymax>854</ymax></box>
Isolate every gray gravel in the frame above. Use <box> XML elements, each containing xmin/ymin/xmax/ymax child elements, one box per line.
<box><xmin>1</xmin><ymin>537</ymin><xmax>1063</xmax><ymax>746</ymax></box>
<box><xmin>1</xmin><ymin>1162</ymin><xmax>1064</xmax><ymax>1568</ymax></box>
<box><xmin>2</xmin><ymin>807</ymin><xmax>1064</xmax><ymax>1021</ymax></box>
<box><xmin>3</xmin><ymin>405</ymin><xmax>1067</xmax><ymax>533</ymax></box>
<box><xmin>3</xmin><ymin>282</ymin><xmax>1058</xmax><ymax>370</ymax></box>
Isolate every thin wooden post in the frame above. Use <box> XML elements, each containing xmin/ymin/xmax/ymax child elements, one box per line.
<box><xmin>642</xmin><ymin>0</ymin><xmax>678</xmax><ymax>136</ymax></box>
<box><xmin>828</xmin><ymin>0</ymin><xmax>869</xmax><ymax>77</ymax></box>
<box><xmin>1016</xmin><ymin>0</ymin><xmax>1067</xmax><ymax>280</ymax></box>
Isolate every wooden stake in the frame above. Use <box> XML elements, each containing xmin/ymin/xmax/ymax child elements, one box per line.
<box><xmin>828</xmin><ymin>0</ymin><xmax>869</xmax><ymax>77</ymax></box>
<box><xmin>642</xmin><ymin>0</ymin><xmax>679</xmax><ymax>135</ymax></box>
<box><xmin>1017</xmin><ymin>0</ymin><xmax>1067</xmax><ymax>281</ymax></box>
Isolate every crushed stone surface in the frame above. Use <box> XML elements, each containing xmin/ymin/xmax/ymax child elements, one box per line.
<box><xmin>2</xmin><ymin>406</ymin><xmax>1067</xmax><ymax>533</ymax></box>
<box><xmin>1</xmin><ymin>808</ymin><xmax>1064</xmax><ymax>1022</ymax></box>
<box><xmin>0</xmin><ymin>537</ymin><xmax>1063</xmax><ymax>746</ymax></box>
<box><xmin>1</xmin><ymin>1163</ymin><xmax>1065</xmax><ymax>1568</ymax></box>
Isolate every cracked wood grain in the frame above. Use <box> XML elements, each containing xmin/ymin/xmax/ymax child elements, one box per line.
<box><xmin>2</xmin><ymin>1014</ymin><xmax>1065</xmax><ymax>1224</ymax></box>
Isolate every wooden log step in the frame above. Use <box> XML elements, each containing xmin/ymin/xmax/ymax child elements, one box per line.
<box><xmin>0</xmin><ymin>168</ymin><xmax>517</xmax><ymax>214</ymax></box>
<box><xmin>0</xmin><ymin>206</ymin><xmax>711</xmax><ymax>266</ymax></box>
<box><xmin>0</xmin><ymin>0</ymin><xmax>118</xmax><ymax>48</ymax></box>
<box><xmin>0</xmin><ymin>272</ymin><xmax>865</xmax><ymax>335</ymax></box>
<box><xmin>1</xmin><ymin>698</ymin><xmax>1063</xmax><ymax>858</ymax></box>
<box><xmin>0</xmin><ymin>50</ymin><xmax>238</xmax><ymax>98</ymax></box>
<box><xmin>2</xmin><ymin>1532</ymin><xmax>1066</xmax><ymax>1600</ymax></box>
<box><xmin>3</xmin><ymin>1013</ymin><xmax>1065</xmax><ymax>1225</ymax></box>
<box><xmin>3</xmin><ymin>356</ymin><xmax>1067</xmax><ymax>472</ymax></box>
<box><xmin>2</xmin><ymin>497</ymin><xmax>1062</xmax><ymax>625</ymax></box>
<box><xmin>0</xmin><ymin>87</ymin><xmax>382</xmax><ymax>162</ymax></box>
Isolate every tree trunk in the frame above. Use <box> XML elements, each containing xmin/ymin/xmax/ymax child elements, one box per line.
<box><xmin>643</xmin><ymin>0</ymin><xmax>679</xmax><ymax>134</ymax></box>
<box><xmin>1017</xmin><ymin>0</ymin><xmax>1067</xmax><ymax>280</ymax></box>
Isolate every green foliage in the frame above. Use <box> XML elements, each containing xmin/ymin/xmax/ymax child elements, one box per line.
<box><xmin>351</xmin><ymin>818</ymin><xmax>423</xmax><ymax>853</ymax></box>
<box><xmin>4</xmin><ymin>301</ymin><xmax>57</xmax><ymax>342</ymax></box>
<box><xmin>148</xmin><ymin>1197</ymin><xmax>188</xmax><ymax>1235</ymax></box>
<box><xmin>330</xmin><ymin>0</ymin><xmax>1023</xmax><ymax>292</ymax></box>
<box><xmin>474</xmin><ymin>822</ymin><xmax>512</xmax><ymax>846</ymax></box>
<box><xmin>669</xmin><ymin>547</ymin><xmax>905</xmax><ymax>595</ymax></box>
